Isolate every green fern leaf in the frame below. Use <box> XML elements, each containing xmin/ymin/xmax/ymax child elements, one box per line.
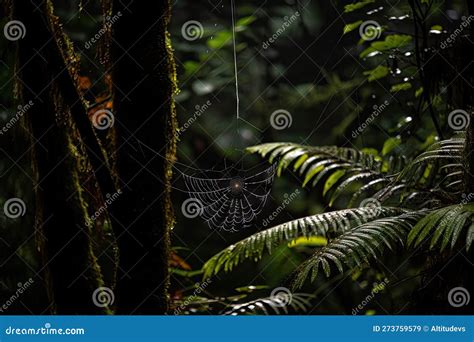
<box><xmin>202</xmin><ymin>207</ymin><xmax>405</xmax><ymax>279</ymax></box>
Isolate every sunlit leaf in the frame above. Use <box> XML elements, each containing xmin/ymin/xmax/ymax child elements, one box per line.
<box><xmin>343</xmin><ymin>20</ymin><xmax>363</xmax><ymax>35</ymax></box>
<box><xmin>390</xmin><ymin>82</ymin><xmax>412</xmax><ymax>92</ymax></box>
<box><xmin>363</xmin><ymin>65</ymin><xmax>389</xmax><ymax>82</ymax></box>
<box><xmin>344</xmin><ymin>0</ymin><xmax>376</xmax><ymax>13</ymax></box>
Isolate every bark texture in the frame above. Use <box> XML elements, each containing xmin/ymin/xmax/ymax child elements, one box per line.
<box><xmin>110</xmin><ymin>0</ymin><xmax>177</xmax><ymax>314</ymax></box>
<box><xmin>13</xmin><ymin>0</ymin><xmax>111</xmax><ymax>313</ymax></box>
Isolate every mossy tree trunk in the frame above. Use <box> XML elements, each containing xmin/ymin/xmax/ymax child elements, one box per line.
<box><xmin>13</xmin><ymin>0</ymin><xmax>111</xmax><ymax>314</ymax></box>
<box><xmin>110</xmin><ymin>0</ymin><xmax>177</xmax><ymax>314</ymax></box>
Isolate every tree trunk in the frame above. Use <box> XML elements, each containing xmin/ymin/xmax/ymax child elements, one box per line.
<box><xmin>13</xmin><ymin>0</ymin><xmax>111</xmax><ymax>314</ymax></box>
<box><xmin>110</xmin><ymin>0</ymin><xmax>177</xmax><ymax>314</ymax></box>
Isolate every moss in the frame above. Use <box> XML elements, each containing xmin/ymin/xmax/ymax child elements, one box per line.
<box><xmin>14</xmin><ymin>0</ymin><xmax>113</xmax><ymax>314</ymax></box>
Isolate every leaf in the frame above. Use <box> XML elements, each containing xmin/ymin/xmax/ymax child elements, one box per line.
<box><xmin>382</xmin><ymin>137</ymin><xmax>401</xmax><ymax>156</ymax></box>
<box><xmin>390</xmin><ymin>82</ymin><xmax>412</xmax><ymax>92</ymax></box>
<box><xmin>207</xmin><ymin>30</ymin><xmax>232</xmax><ymax>49</ymax></box>
<box><xmin>344</xmin><ymin>0</ymin><xmax>376</xmax><ymax>13</ymax></box>
<box><xmin>363</xmin><ymin>65</ymin><xmax>390</xmax><ymax>82</ymax></box>
<box><xmin>408</xmin><ymin>204</ymin><xmax>474</xmax><ymax>251</ymax></box>
<box><xmin>235</xmin><ymin>285</ymin><xmax>268</xmax><ymax>293</ymax></box>
<box><xmin>343</xmin><ymin>20</ymin><xmax>363</xmax><ymax>35</ymax></box>
<box><xmin>415</xmin><ymin>87</ymin><xmax>424</xmax><ymax>98</ymax></box>
<box><xmin>360</xmin><ymin>35</ymin><xmax>412</xmax><ymax>58</ymax></box>
<box><xmin>292</xmin><ymin>212</ymin><xmax>425</xmax><ymax>288</ymax></box>
<box><xmin>323</xmin><ymin>169</ymin><xmax>346</xmax><ymax>196</ymax></box>
<box><xmin>430</xmin><ymin>25</ymin><xmax>442</xmax><ymax>34</ymax></box>
<box><xmin>288</xmin><ymin>236</ymin><xmax>328</xmax><ymax>248</ymax></box>
<box><xmin>235</xmin><ymin>15</ymin><xmax>257</xmax><ymax>32</ymax></box>
<box><xmin>202</xmin><ymin>207</ymin><xmax>405</xmax><ymax>279</ymax></box>
<box><xmin>466</xmin><ymin>223</ymin><xmax>474</xmax><ymax>251</ymax></box>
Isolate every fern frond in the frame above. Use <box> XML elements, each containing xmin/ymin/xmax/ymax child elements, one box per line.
<box><xmin>248</xmin><ymin>139</ymin><xmax>466</xmax><ymax>208</ymax></box>
<box><xmin>202</xmin><ymin>207</ymin><xmax>406</xmax><ymax>279</ymax></box>
<box><xmin>407</xmin><ymin>203</ymin><xmax>474</xmax><ymax>251</ymax></box>
<box><xmin>292</xmin><ymin>211</ymin><xmax>425</xmax><ymax>289</ymax></box>
<box><xmin>246</xmin><ymin>143</ymin><xmax>404</xmax><ymax>206</ymax></box>
<box><xmin>396</xmin><ymin>138</ymin><xmax>464</xmax><ymax>192</ymax></box>
<box><xmin>224</xmin><ymin>293</ymin><xmax>313</xmax><ymax>315</ymax></box>
<box><xmin>355</xmin><ymin>138</ymin><xmax>465</xmax><ymax>205</ymax></box>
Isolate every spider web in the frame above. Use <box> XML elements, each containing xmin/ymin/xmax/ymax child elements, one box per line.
<box><xmin>183</xmin><ymin>163</ymin><xmax>276</xmax><ymax>232</ymax></box>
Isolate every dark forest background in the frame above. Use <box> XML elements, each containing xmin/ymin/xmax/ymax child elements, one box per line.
<box><xmin>1</xmin><ymin>0</ymin><xmax>473</xmax><ymax>315</ymax></box>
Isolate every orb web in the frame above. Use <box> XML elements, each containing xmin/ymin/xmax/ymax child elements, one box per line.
<box><xmin>183</xmin><ymin>163</ymin><xmax>276</xmax><ymax>232</ymax></box>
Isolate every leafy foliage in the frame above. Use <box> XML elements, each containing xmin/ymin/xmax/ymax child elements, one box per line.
<box><xmin>408</xmin><ymin>203</ymin><xmax>474</xmax><ymax>252</ymax></box>
<box><xmin>224</xmin><ymin>293</ymin><xmax>313</xmax><ymax>315</ymax></box>
<box><xmin>292</xmin><ymin>211</ymin><xmax>425</xmax><ymax>289</ymax></box>
<box><xmin>202</xmin><ymin>207</ymin><xmax>405</xmax><ymax>278</ymax></box>
<box><xmin>204</xmin><ymin>136</ymin><xmax>472</xmax><ymax>291</ymax></box>
<box><xmin>246</xmin><ymin>142</ymin><xmax>406</xmax><ymax>207</ymax></box>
